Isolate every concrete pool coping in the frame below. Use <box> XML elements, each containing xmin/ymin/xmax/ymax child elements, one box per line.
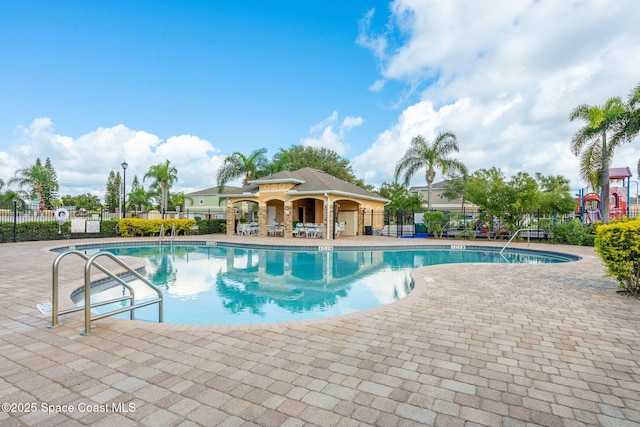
<box><xmin>1</xmin><ymin>235</ymin><xmax>639</xmax><ymax>426</ymax></box>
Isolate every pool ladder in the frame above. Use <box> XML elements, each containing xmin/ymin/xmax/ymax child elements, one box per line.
<box><xmin>158</xmin><ymin>223</ymin><xmax>176</xmax><ymax>245</ymax></box>
<box><xmin>500</xmin><ymin>228</ymin><xmax>541</xmax><ymax>254</ymax></box>
<box><xmin>50</xmin><ymin>250</ymin><xmax>163</xmax><ymax>335</ymax></box>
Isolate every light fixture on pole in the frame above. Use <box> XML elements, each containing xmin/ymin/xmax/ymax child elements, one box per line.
<box><xmin>121</xmin><ymin>161</ymin><xmax>128</xmax><ymax>218</ymax></box>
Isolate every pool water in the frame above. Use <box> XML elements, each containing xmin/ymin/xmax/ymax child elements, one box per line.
<box><xmin>73</xmin><ymin>244</ymin><xmax>575</xmax><ymax>325</ymax></box>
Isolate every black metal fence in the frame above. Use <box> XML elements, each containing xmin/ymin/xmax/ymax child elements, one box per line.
<box><xmin>0</xmin><ymin>203</ymin><xmax>226</xmax><ymax>243</ymax></box>
<box><xmin>0</xmin><ymin>204</ymin><xmax>118</xmax><ymax>243</ymax></box>
<box><xmin>376</xmin><ymin>207</ymin><xmax>574</xmax><ymax>240</ymax></box>
<box><xmin>1</xmin><ymin>202</ymin><xmax>577</xmax><ymax>243</ymax></box>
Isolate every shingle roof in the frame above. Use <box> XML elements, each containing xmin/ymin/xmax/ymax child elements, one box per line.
<box><xmin>409</xmin><ymin>181</ymin><xmax>447</xmax><ymax>191</ymax></box>
<box><xmin>239</xmin><ymin>167</ymin><xmax>389</xmax><ymax>202</ymax></box>
<box><xmin>187</xmin><ymin>185</ymin><xmax>243</xmax><ymax>196</ymax></box>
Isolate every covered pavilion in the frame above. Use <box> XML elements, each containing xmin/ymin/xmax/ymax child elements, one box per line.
<box><xmin>222</xmin><ymin>167</ymin><xmax>389</xmax><ymax>239</ymax></box>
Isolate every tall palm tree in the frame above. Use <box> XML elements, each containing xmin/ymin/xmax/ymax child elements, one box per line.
<box><xmin>613</xmin><ymin>82</ymin><xmax>640</xmax><ymax>181</ymax></box>
<box><xmin>613</xmin><ymin>82</ymin><xmax>640</xmax><ymax>143</ymax></box>
<box><xmin>9</xmin><ymin>159</ymin><xmax>57</xmax><ymax>206</ymax></box>
<box><xmin>570</xmin><ymin>97</ymin><xmax>628</xmax><ymax>223</ymax></box>
<box><xmin>217</xmin><ymin>148</ymin><xmax>269</xmax><ymax>188</ymax></box>
<box><xmin>577</xmin><ymin>142</ymin><xmax>603</xmax><ymax>193</ymax></box>
<box><xmin>394</xmin><ymin>132</ymin><xmax>466</xmax><ymax>210</ymax></box>
<box><xmin>144</xmin><ymin>160</ymin><xmax>178</xmax><ymax>214</ymax></box>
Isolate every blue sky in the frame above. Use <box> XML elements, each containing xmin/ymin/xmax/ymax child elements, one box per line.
<box><xmin>1</xmin><ymin>0</ymin><xmax>640</xmax><ymax>199</ymax></box>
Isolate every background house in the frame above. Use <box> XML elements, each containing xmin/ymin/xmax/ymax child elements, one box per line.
<box><xmin>184</xmin><ymin>185</ymin><xmax>243</xmax><ymax>219</ymax></box>
<box><xmin>409</xmin><ymin>181</ymin><xmax>476</xmax><ymax>212</ymax></box>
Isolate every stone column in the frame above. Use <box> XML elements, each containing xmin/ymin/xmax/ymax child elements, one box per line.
<box><xmin>257</xmin><ymin>203</ymin><xmax>267</xmax><ymax>237</ymax></box>
<box><xmin>283</xmin><ymin>202</ymin><xmax>293</xmax><ymax>239</ymax></box>
<box><xmin>225</xmin><ymin>203</ymin><xmax>236</xmax><ymax>236</ymax></box>
<box><xmin>326</xmin><ymin>201</ymin><xmax>333</xmax><ymax>240</ymax></box>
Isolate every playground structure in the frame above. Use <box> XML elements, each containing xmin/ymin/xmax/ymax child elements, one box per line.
<box><xmin>576</xmin><ymin>167</ymin><xmax>633</xmax><ymax>224</ymax></box>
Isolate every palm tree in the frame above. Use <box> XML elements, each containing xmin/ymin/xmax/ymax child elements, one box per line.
<box><xmin>577</xmin><ymin>142</ymin><xmax>603</xmax><ymax>193</ymax></box>
<box><xmin>144</xmin><ymin>160</ymin><xmax>178</xmax><ymax>214</ymax></box>
<box><xmin>169</xmin><ymin>192</ymin><xmax>193</xmax><ymax>213</ymax></box>
<box><xmin>217</xmin><ymin>148</ymin><xmax>269</xmax><ymax>188</ymax></box>
<box><xmin>394</xmin><ymin>132</ymin><xmax>466</xmax><ymax>210</ymax></box>
<box><xmin>570</xmin><ymin>97</ymin><xmax>628</xmax><ymax>223</ymax></box>
<box><xmin>126</xmin><ymin>186</ymin><xmax>154</xmax><ymax>213</ymax></box>
<box><xmin>613</xmin><ymin>82</ymin><xmax>640</xmax><ymax>181</ymax></box>
<box><xmin>9</xmin><ymin>159</ymin><xmax>57</xmax><ymax>206</ymax></box>
<box><xmin>613</xmin><ymin>82</ymin><xmax>640</xmax><ymax>143</ymax></box>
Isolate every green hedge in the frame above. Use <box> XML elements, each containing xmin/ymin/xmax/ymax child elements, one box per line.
<box><xmin>101</xmin><ymin>219</ymin><xmax>119</xmax><ymax>235</ymax></box>
<box><xmin>0</xmin><ymin>221</ymin><xmax>72</xmax><ymax>243</ymax></box>
<box><xmin>118</xmin><ymin>218</ymin><xmax>197</xmax><ymax>237</ymax></box>
<box><xmin>594</xmin><ymin>219</ymin><xmax>640</xmax><ymax>295</ymax></box>
<box><xmin>195</xmin><ymin>218</ymin><xmax>226</xmax><ymax>234</ymax></box>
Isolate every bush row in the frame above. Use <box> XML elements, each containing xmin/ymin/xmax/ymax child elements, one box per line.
<box><xmin>0</xmin><ymin>217</ymin><xmax>229</xmax><ymax>243</ymax></box>
<box><xmin>118</xmin><ymin>218</ymin><xmax>197</xmax><ymax>237</ymax></box>
<box><xmin>195</xmin><ymin>218</ymin><xmax>226</xmax><ymax>234</ymax></box>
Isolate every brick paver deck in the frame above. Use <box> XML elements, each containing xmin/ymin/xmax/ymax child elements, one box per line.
<box><xmin>1</xmin><ymin>235</ymin><xmax>638</xmax><ymax>426</ymax></box>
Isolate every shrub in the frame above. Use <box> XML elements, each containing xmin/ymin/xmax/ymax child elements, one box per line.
<box><xmin>422</xmin><ymin>211</ymin><xmax>445</xmax><ymax>237</ymax></box>
<box><xmin>195</xmin><ymin>218</ymin><xmax>226</xmax><ymax>234</ymax></box>
<box><xmin>0</xmin><ymin>220</ymin><xmax>71</xmax><ymax>242</ymax></box>
<box><xmin>551</xmin><ymin>219</ymin><xmax>594</xmax><ymax>246</ymax></box>
<box><xmin>100</xmin><ymin>219</ymin><xmax>119</xmax><ymax>236</ymax></box>
<box><xmin>118</xmin><ymin>218</ymin><xmax>197</xmax><ymax>237</ymax></box>
<box><xmin>594</xmin><ymin>219</ymin><xmax>640</xmax><ymax>295</ymax></box>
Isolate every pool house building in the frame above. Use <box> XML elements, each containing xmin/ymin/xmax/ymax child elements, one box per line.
<box><xmin>221</xmin><ymin>167</ymin><xmax>389</xmax><ymax>239</ymax></box>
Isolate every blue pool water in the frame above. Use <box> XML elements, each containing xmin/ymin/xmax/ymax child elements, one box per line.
<box><xmin>71</xmin><ymin>243</ymin><xmax>577</xmax><ymax>325</ymax></box>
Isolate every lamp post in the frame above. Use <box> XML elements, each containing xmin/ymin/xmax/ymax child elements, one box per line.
<box><xmin>13</xmin><ymin>199</ymin><xmax>17</xmax><ymax>243</ymax></box>
<box><xmin>121</xmin><ymin>161</ymin><xmax>128</xmax><ymax>219</ymax></box>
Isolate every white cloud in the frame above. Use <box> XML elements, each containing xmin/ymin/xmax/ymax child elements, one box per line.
<box><xmin>352</xmin><ymin>0</ymin><xmax>640</xmax><ymax>193</ymax></box>
<box><xmin>1</xmin><ymin>118</ymin><xmax>224</xmax><ymax>200</ymax></box>
<box><xmin>300</xmin><ymin>111</ymin><xmax>365</xmax><ymax>156</ymax></box>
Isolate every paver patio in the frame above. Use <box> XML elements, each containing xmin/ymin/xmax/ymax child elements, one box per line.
<box><xmin>1</xmin><ymin>235</ymin><xmax>639</xmax><ymax>426</ymax></box>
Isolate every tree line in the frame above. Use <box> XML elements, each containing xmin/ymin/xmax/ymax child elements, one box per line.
<box><xmin>0</xmin><ymin>158</ymin><xmax>184</xmax><ymax>214</ymax></box>
<box><xmin>0</xmin><ymin>145</ymin><xmax>365</xmax><ymax>213</ymax></box>
<box><xmin>2</xmin><ymin>80</ymin><xmax>638</xmax><ymax>217</ymax></box>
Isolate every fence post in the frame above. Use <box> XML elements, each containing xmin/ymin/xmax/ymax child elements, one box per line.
<box><xmin>13</xmin><ymin>199</ymin><xmax>17</xmax><ymax>243</ymax></box>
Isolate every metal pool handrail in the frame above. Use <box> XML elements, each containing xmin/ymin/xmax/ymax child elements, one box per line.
<box><xmin>82</xmin><ymin>252</ymin><xmax>163</xmax><ymax>335</ymax></box>
<box><xmin>50</xmin><ymin>250</ymin><xmax>136</xmax><ymax>328</ymax></box>
<box><xmin>500</xmin><ymin>228</ymin><xmax>535</xmax><ymax>254</ymax></box>
<box><xmin>50</xmin><ymin>250</ymin><xmax>163</xmax><ymax>335</ymax></box>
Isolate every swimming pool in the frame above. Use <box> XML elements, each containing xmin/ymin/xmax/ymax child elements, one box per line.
<box><xmin>69</xmin><ymin>243</ymin><xmax>578</xmax><ymax>325</ymax></box>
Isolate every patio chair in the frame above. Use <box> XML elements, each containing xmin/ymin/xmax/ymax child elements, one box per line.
<box><xmin>293</xmin><ymin>223</ymin><xmax>306</xmax><ymax>237</ymax></box>
<box><xmin>249</xmin><ymin>222</ymin><xmax>259</xmax><ymax>235</ymax></box>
